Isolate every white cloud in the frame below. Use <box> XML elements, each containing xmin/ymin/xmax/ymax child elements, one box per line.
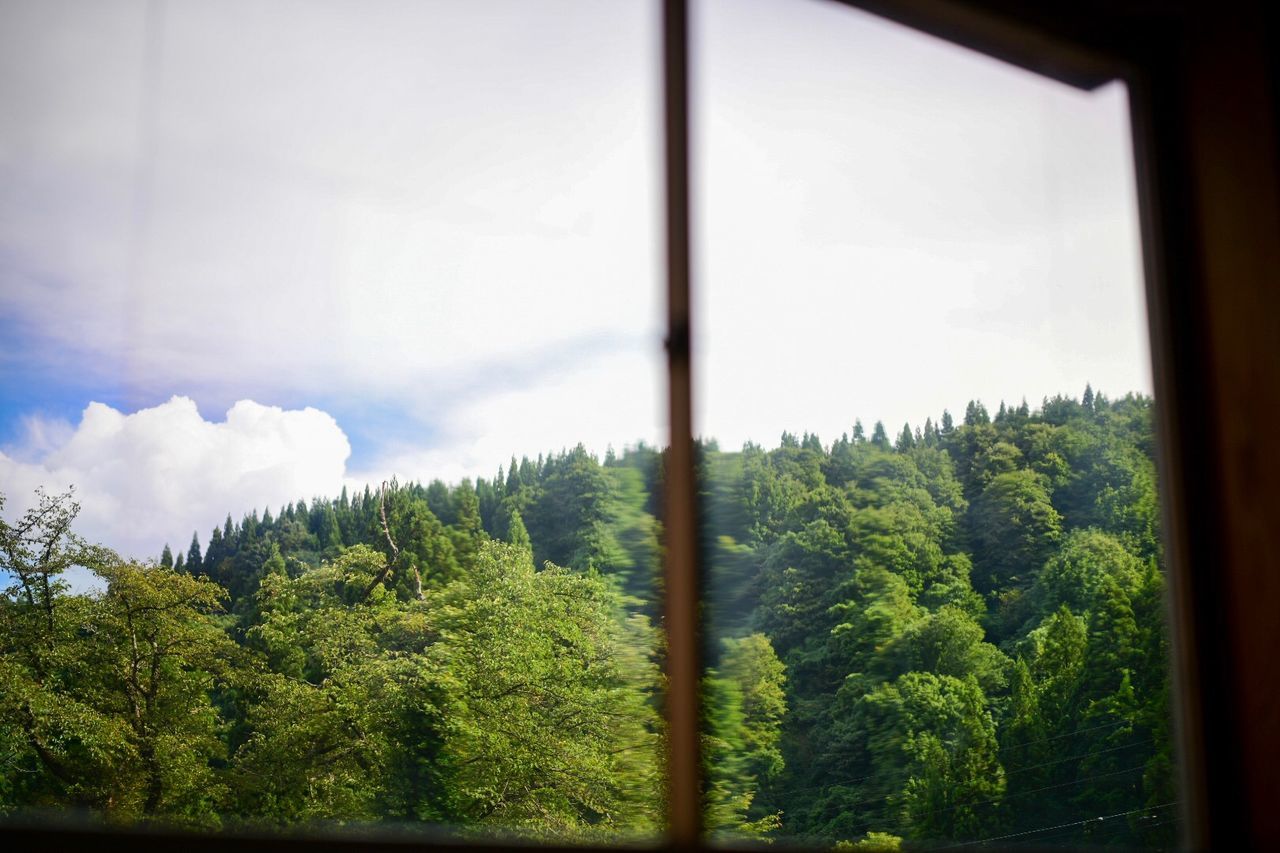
<box><xmin>0</xmin><ymin>0</ymin><xmax>1156</xmax><ymax>553</ymax></box>
<box><xmin>0</xmin><ymin>0</ymin><xmax>662</xmax><ymax>409</ymax></box>
<box><xmin>1</xmin><ymin>396</ymin><xmax>350</xmax><ymax>560</ymax></box>
<box><xmin>347</xmin><ymin>347</ymin><xmax>665</xmax><ymax>488</ymax></box>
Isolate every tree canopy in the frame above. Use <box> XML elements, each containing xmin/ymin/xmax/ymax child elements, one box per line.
<box><xmin>0</xmin><ymin>389</ymin><xmax>1175</xmax><ymax>847</ymax></box>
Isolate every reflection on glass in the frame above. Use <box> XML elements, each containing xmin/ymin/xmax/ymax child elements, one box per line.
<box><xmin>694</xmin><ymin>0</ymin><xmax>1177</xmax><ymax>848</ymax></box>
<box><xmin>0</xmin><ymin>0</ymin><xmax>664</xmax><ymax>841</ymax></box>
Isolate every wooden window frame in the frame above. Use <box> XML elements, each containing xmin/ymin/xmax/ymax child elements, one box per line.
<box><xmin>6</xmin><ymin>0</ymin><xmax>1279</xmax><ymax>849</ymax></box>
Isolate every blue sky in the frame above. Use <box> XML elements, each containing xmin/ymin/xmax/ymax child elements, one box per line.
<box><xmin>1</xmin><ymin>0</ymin><xmax>1149</xmax><ymax>560</ymax></box>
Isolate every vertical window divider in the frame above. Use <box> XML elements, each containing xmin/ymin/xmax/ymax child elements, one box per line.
<box><xmin>661</xmin><ymin>0</ymin><xmax>702</xmax><ymax>848</ymax></box>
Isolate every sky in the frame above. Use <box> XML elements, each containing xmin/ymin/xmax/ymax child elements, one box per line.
<box><xmin>0</xmin><ymin>0</ymin><xmax>1150</xmax><ymax>562</ymax></box>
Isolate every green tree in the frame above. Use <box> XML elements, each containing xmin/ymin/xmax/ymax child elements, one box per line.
<box><xmin>968</xmin><ymin>470</ymin><xmax>1062</xmax><ymax>598</ymax></box>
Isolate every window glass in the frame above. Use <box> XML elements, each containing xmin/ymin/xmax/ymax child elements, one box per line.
<box><xmin>0</xmin><ymin>0</ymin><xmax>665</xmax><ymax>841</ymax></box>
<box><xmin>693</xmin><ymin>0</ymin><xmax>1178</xmax><ymax>847</ymax></box>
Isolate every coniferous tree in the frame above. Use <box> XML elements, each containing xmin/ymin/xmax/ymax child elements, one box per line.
<box><xmin>871</xmin><ymin>421</ymin><xmax>890</xmax><ymax>449</ymax></box>
<box><xmin>896</xmin><ymin>423</ymin><xmax>915</xmax><ymax>452</ymax></box>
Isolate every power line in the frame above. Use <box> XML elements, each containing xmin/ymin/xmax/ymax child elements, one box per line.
<box><xmin>1001</xmin><ymin>716</ymin><xmax>1130</xmax><ymax>753</ymax></box>
<box><xmin>1002</xmin><ymin>717</ymin><xmax>1128</xmax><ymax>749</ymax></box>
<box><xmin>773</xmin><ymin>753</ymin><xmax>1157</xmax><ymax>819</ymax></box>
<box><xmin>1003</xmin><ymin>737</ymin><xmax>1154</xmax><ymax>776</ymax></box>
<box><xmin>775</xmin><ymin>730</ymin><xmax>1151</xmax><ymax>798</ymax></box>
<box><xmin>933</xmin><ymin>801</ymin><xmax>1179</xmax><ymax>848</ymax></box>
<box><xmin>914</xmin><ymin>762</ymin><xmax>1147</xmax><ymax>822</ymax></box>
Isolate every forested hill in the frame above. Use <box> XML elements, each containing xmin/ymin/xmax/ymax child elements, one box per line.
<box><xmin>2</xmin><ymin>388</ymin><xmax>1175</xmax><ymax>848</ymax></box>
<box><xmin>698</xmin><ymin>389</ymin><xmax>1173</xmax><ymax>848</ymax></box>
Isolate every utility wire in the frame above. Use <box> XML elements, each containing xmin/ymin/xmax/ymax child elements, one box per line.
<box><xmin>934</xmin><ymin>801</ymin><xmax>1179</xmax><ymax>848</ymax></box>
<box><xmin>775</xmin><ymin>729</ymin><xmax>1149</xmax><ymax>797</ymax></box>
<box><xmin>1003</xmin><ymin>737</ymin><xmax>1154</xmax><ymax>777</ymax></box>
<box><xmin>1001</xmin><ymin>717</ymin><xmax>1128</xmax><ymax>749</ymax></box>
<box><xmin>816</xmin><ymin>754</ymin><xmax>1153</xmax><ymax>839</ymax></box>
<box><xmin>913</xmin><ymin>762</ymin><xmax>1147</xmax><ymax>822</ymax></box>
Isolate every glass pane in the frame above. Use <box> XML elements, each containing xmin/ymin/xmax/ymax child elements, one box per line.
<box><xmin>0</xmin><ymin>0</ymin><xmax>664</xmax><ymax>842</ymax></box>
<box><xmin>693</xmin><ymin>0</ymin><xmax>1178</xmax><ymax>848</ymax></box>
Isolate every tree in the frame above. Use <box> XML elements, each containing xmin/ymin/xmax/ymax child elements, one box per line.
<box><xmin>92</xmin><ymin>560</ymin><xmax>236</xmax><ymax>823</ymax></box>
<box><xmin>719</xmin><ymin>634</ymin><xmax>787</xmax><ymax>783</ymax></box>
<box><xmin>854</xmin><ymin>672</ymin><xmax>1004</xmax><ymax>842</ymax></box>
<box><xmin>879</xmin><ymin>606</ymin><xmax>1009</xmax><ymax>695</ymax></box>
<box><xmin>1031</xmin><ymin>528</ymin><xmax>1143</xmax><ymax>619</ymax></box>
<box><xmin>186</xmin><ymin>532</ymin><xmax>204</xmax><ymax>578</ymax></box>
<box><xmin>424</xmin><ymin>542</ymin><xmax>661</xmax><ymax>837</ymax></box>
<box><xmin>505</xmin><ymin>507</ymin><xmax>531</xmax><ymax>551</ymax></box>
<box><xmin>895</xmin><ymin>424</ymin><xmax>915</xmax><ymax>452</ymax></box>
<box><xmin>968</xmin><ymin>470</ymin><xmax>1062</xmax><ymax>597</ymax></box>
<box><xmin>871</xmin><ymin>421</ymin><xmax>890</xmax><ymax>449</ymax></box>
<box><xmin>963</xmin><ymin>401</ymin><xmax>990</xmax><ymax>427</ymax></box>
<box><xmin>0</xmin><ymin>488</ymin><xmax>109</xmax><ymax>635</ymax></box>
<box><xmin>1</xmin><ymin>488</ymin><xmax>233</xmax><ymax>826</ymax></box>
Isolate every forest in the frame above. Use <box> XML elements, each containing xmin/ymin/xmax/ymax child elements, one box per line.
<box><xmin>0</xmin><ymin>387</ymin><xmax>1176</xmax><ymax>848</ymax></box>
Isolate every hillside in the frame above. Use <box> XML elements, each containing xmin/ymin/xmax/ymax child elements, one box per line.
<box><xmin>0</xmin><ymin>387</ymin><xmax>1175</xmax><ymax>847</ymax></box>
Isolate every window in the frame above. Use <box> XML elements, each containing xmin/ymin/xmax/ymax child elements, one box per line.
<box><xmin>1</xmin><ymin>0</ymin><xmax>665</xmax><ymax>841</ymax></box>
<box><xmin>693</xmin><ymin>1</ymin><xmax>1175</xmax><ymax>847</ymax></box>
<box><xmin>4</xmin><ymin>0</ymin><xmax>1280</xmax><ymax>849</ymax></box>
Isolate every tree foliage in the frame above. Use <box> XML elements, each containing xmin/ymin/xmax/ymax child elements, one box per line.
<box><xmin>0</xmin><ymin>389</ymin><xmax>1174</xmax><ymax>847</ymax></box>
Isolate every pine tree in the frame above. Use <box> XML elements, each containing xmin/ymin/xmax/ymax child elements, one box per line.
<box><xmin>940</xmin><ymin>410</ymin><xmax>955</xmax><ymax>435</ymax></box>
<box><xmin>896</xmin><ymin>423</ymin><xmax>915</xmax><ymax>452</ymax></box>
<box><xmin>159</xmin><ymin>544</ymin><xmax>173</xmax><ymax>569</ymax></box>
<box><xmin>963</xmin><ymin>400</ymin><xmax>990</xmax><ymax>426</ymax></box>
<box><xmin>186</xmin><ymin>533</ymin><xmax>203</xmax><ymax>577</ymax></box>
<box><xmin>506</xmin><ymin>455</ymin><xmax>522</xmax><ymax>494</ymax></box>
<box><xmin>316</xmin><ymin>504</ymin><xmax>342</xmax><ymax>552</ymax></box>
<box><xmin>871</xmin><ymin>421</ymin><xmax>890</xmax><ymax>449</ymax></box>
<box><xmin>205</xmin><ymin>525</ymin><xmax>225</xmax><ymax>577</ymax></box>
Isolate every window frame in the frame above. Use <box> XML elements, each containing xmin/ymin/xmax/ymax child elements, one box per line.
<box><xmin>7</xmin><ymin>0</ymin><xmax>1280</xmax><ymax>848</ymax></box>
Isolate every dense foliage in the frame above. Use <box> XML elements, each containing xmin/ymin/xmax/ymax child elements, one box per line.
<box><xmin>0</xmin><ymin>388</ymin><xmax>1176</xmax><ymax>847</ymax></box>
<box><xmin>702</xmin><ymin>389</ymin><xmax>1174</xmax><ymax>848</ymax></box>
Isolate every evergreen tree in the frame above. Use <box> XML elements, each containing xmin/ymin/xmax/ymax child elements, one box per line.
<box><xmin>896</xmin><ymin>423</ymin><xmax>915</xmax><ymax>452</ymax></box>
<box><xmin>871</xmin><ymin>421</ymin><xmax>890</xmax><ymax>449</ymax></box>
<box><xmin>186</xmin><ymin>532</ymin><xmax>203</xmax><ymax>578</ymax></box>
<box><xmin>963</xmin><ymin>400</ymin><xmax>990</xmax><ymax>426</ymax></box>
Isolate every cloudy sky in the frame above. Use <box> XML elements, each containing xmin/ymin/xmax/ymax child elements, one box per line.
<box><xmin>0</xmin><ymin>0</ymin><xmax>1150</xmax><ymax>560</ymax></box>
